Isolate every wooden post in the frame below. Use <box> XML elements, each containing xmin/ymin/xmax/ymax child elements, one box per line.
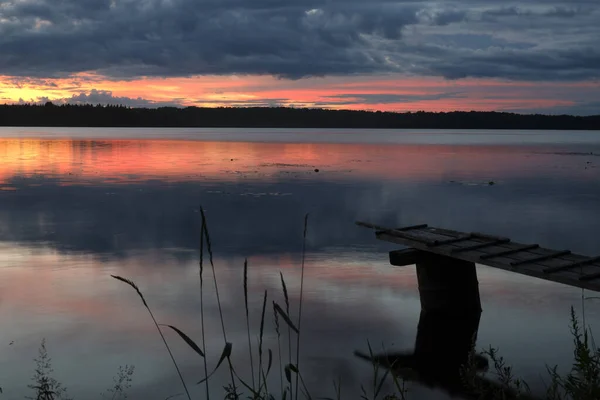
<box><xmin>416</xmin><ymin>253</ymin><xmax>481</xmax><ymax>314</ymax></box>
<box><xmin>412</xmin><ymin>310</ymin><xmax>485</xmax><ymax>394</ymax></box>
<box><xmin>354</xmin><ymin>310</ymin><xmax>486</xmax><ymax>397</ymax></box>
<box><xmin>389</xmin><ymin>248</ymin><xmax>481</xmax><ymax>314</ymax></box>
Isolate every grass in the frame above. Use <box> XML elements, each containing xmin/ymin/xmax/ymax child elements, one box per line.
<box><xmin>13</xmin><ymin>211</ymin><xmax>600</xmax><ymax>399</ymax></box>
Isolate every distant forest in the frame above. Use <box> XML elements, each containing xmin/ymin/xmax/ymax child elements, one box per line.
<box><xmin>1</xmin><ymin>103</ymin><xmax>599</xmax><ymax>129</ymax></box>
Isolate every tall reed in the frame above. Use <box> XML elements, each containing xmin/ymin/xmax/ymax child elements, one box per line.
<box><xmin>294</xmin><ymin>214</ymin><xmax>309</xmax><ymax>400</ymax></box>
<box><xmin>244</xmin><ymin>258</ymin><xmax>256</xmax><ymax>391</ymax></box>
<box><xmin>274</xmin><ymin>301</ymin><xmax>284</xmax><ymax>399</ymax></box>
<box><xmin>199</xmin><ymin>214</ymin><xmax>210</xmax><ymax>400</ymax></box>
<box><xmin>281</xmin><ymin>271</ymin><xmax>293</xmax><ymax>397</ymax></box>
<box><xmin>110</xmin><ymin>275</ymin><xmax>192</xmax><ymax>400</ymax></box>
<box><xmin>199</xmin><ymin>208</ymin><xmax>237</xmax><ymax>396</ymax></box>
<box><xmin>258</xmin><ymin>290</ymin><xmax>268</xmax><ymax>396</ymax></box>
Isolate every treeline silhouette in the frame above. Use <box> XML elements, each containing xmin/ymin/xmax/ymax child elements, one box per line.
<box><xmin>1</xmin><ymin>103</ymin><xmax>599</xmax><ymax>129</ymax></box>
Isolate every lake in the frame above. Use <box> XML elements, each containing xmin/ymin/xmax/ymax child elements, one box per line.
<box><xmin>1</xmin><ymin>127</ymin><xmax>600</xmax><ymax>399</ymax></box>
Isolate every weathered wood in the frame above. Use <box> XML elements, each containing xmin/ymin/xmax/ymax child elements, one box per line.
<box><xmin>357</xmin><ymin>221</ymin><xmax>600</xmax><ymax>293</ymax></box>
<box><xmin>416</xmin><ymin>254</ymin><xmax>481</xmax><ymax>314</ymax></box>
<box><xmin>428</xmin><ymin>234</ymin><xmax>474</xmax><ymax>247</ymax></box>
<box><xmin>480</xmin><ymin>244</ymin><xmax>539</xmax><ymax>259</ymax></box>
<box><xmin>451</xmin><ymin>239</ymin><xmax>511</xmax><ymax>254</ymax></box>
<box><xmin>510</xmin><ymin>250</ymin><xmax>572</xmax><ymax>266</ymax></box>
<box><xmin>471</xmin><ymin>232</ymin><xmax>511</xmax><ymax>241</ymax></box>
<box><xmin>389</xmin><ymin>248</ymin><xmax>424</xmax><ymax>267</ymax></box>
<box><xmin>544</xmin><ymin>256</ymin><xmax>600</xmax><ymax>273</ymax></box>
<box><xmin>375</xmin><ymin>224</ymin><xmax>429</xmax><ymax>237</ymax></box>
<box><xmin>396</xmin><ymin>224</ymin><xmax>429</xmax><ymax>231</ymax></box>
<box><xmin>357</xmin><ymin>221</ymin><xmax>427</xmax><ymax>231</ymax></box>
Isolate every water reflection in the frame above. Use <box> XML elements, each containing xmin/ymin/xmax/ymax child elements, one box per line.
<box><xmin>0</xmin><ymin>134</ymin><xmax>600</xmax><ymax>399</ymax></box>
<box><xmin>355</xmin><ymin>311</ymin><xmax>487</xmax><ymax>398</ymax></box>
<box><xmin>1</xmin><ymin>138</ymin><xmax>600</xmax><ymax>257</ymax></box>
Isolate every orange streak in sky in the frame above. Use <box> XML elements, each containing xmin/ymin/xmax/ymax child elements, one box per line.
<box><xmin>2</xmin><ymin>73</ymin><xmax>595</xmax><ymax>112</ymax></box>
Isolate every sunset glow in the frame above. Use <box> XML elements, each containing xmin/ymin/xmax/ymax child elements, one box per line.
<box><xmin>1</xmin><ymin>73</ymin><xmax>596</xmax><ymax>114</ymax></box>
<box><xmin>0</xmin><ymin>138</ymin><xmax>589</xmax><ymax>188</ymax></box>
<box><xmin>1</xmin><ymin>0</ymin><xmax>598</xmax><ymax>115</ymax></box>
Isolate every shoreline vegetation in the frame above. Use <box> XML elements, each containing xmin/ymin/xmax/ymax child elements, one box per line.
<box><xmin>10</xmin><ymin>211</ymin><xmax>600</xmax><ymax>400</ymax></box>
<box><xmin>1</xmin><ymin>104</ymin><xmax>599</xmax><ymax>130</ymax></box>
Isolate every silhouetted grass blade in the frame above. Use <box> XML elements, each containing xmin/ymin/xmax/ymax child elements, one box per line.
<box><xmin>244</xmin><ymin>259</ymin><xmax>249</xmax><ymax>316</ymax></box>
<box><xmin>258</xmin><ymin>290</ymin><xmax>268</xmax><ymax>393</ymax></box>
<box><xmin>285</xmin><ymin>365</ymin><xmax>292</xmax><ymax>384</ymax></box>
<box><xmin>164</xmin><ymin>393</ymin><xmax>184</xmax><ymax>400</ymax></box>
<box><xmin>273</xmin><ymin>302</ymin><xmax>299</xmax><ymax>334</ymax></box>
<box><xmin>286</xmin><ymin>363</ymin><xmax>312</xmax><ymax>400</ymax></box>
<box><xmin>374</xmin><ymin>368</ymin><xmax>391</xmax><ymax>399</ymax></box>
<box><xmin>288</xmin><ymin>364</ymin><xmax>299</xmax><ymax>374</ymax></box>
<box><xmin>303</xmin><ymin>213</ymin><xmax>309</xmax><ymax>238</ymax></box>
<box><xmin>273</xmin><ymin>302</ymin><xmax>280</xmax><ymax>336</ymax></box>
<box><xmin>228</xmin><ymin>365</ymin><xmax>263</xmax><ymax>399</ymax></box>
<box><xmin>111</xmin><ymin>275</ymin><xmax>191</xmax><ymax>400</ymax></box>
<box><xmin>244</xmin><ymin>258</ymin><xmax>256</xmax><ymax>390</ymax></box>
<box><xmin>197</xmin><ymin>342</ymin><xmax>233</xmax><ymax>384</ymax></box>
<box><xmin>159</xmin><ymin>325</ymin><xmax>205</xmax><ymax>358</ymax></box>
<box><xmin>280</xmin><ymin>272</ymin><xmax>290</xmax><ymax>313</ymax></box>
<box><xmin>267</xmin><ymin>349</ymin><xmax>273</xmax><ymax>376</ymax></box>
<box><xmin>199</xmin><ymin>208</ymin><xmax>215</xmax><ymax>268</ymax></box>
<box><xmin>111</xmin><ymin>275</ymin><xmax>148</xmax><ymax>308</ymax></box>
<box><xmin>295</xmin><ymin>213</ymin><xmax>309</xmax><ymax>400</ymax></box>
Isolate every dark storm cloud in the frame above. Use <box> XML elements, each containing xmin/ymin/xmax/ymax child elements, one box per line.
<box><xmin>0</xmin><ymin>0</ymin><xmax>598</xmax><ymax>81</ymax></box>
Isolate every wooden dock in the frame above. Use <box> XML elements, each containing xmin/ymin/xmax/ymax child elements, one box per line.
<box><xmin>357</xmin><ymin>221</ymin><xmax>600</xmax><ymax>293</ymax></box>
<box><xmin>354</xmin><ymin>221</ymin><xmax>589</xmax><ymax>399</ymax></box>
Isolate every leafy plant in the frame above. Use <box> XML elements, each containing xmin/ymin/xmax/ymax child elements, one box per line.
<box><xmin>100</xmin><ymin>365</ymin><xmax>135</xmax><ymax>400</ymax></box>
<box><xmin>27</xmin><ymin>340</ymin><xmax>71</xmax><ymax>400</ymax></box>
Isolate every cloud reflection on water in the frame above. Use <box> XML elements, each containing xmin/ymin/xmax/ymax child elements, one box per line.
<box><xmin>1</xmin><ymin>134</ymin><xmax>600</xmax><ymax>398</ymax></box>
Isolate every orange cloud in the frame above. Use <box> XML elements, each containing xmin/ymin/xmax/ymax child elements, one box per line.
<box><xmin>2</xmin><ymin>73</ymin><xmax>596</xmax><ymax>113</ymax></box>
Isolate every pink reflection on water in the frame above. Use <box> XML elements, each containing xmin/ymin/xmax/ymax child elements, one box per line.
<box><xmin>0</xmin><ymin>138</ymin><xmax>593</xmax><ymax>188</ymax></box>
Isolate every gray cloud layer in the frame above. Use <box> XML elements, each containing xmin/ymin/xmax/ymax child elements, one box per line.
<box><xmin>18</xmin><ymin>89</ymin><xmax>182</xmax><ymax>107</ymax></box>
<box><xmin>0</xmin><ymin>0</ymin><xmax>598</xmax><ymax>81</ymax></box>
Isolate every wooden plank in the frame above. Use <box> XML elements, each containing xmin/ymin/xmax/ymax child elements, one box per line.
<box><xmin>376</xmin><ymin>224</ymin><xmax>429</xmax><ymax>235</ymax></box>
<box><xmin>427</xmin><ymin>234</ymin><xmax>474</xmax><ymax>247</ymax></box>
<box><xmin>356</xmin><ymin>221</ymin><xmax>435</xmax><ymax>245</ymax></box>
<box><xmin>357</xmin><ymin>221</ymin><xmax>427</xmax><ymax>233</ymax></box>
<box><xmin>471</xmin><ymin>232</ymin><xmax>510</xmax><ymax>241</ymax></box>
<box><xmin>375</xmin><ymin>231</ymin><xmax>600</xmax><ymax>292</ymax></box>
<box><xmin>396</xmin><ymin>224</ymin><xmax>429</xmax><ymax>231</ymax></box>
<box><xmin>479</xmin><ymin>244</ymin><xmax>540</xmax><ymax>260</ymax></box>
<box><xmin>389</xmin><ymin>248</ymin><xmax>424</xmax><ymax>267</ymax></box>
<box><xmin>543</xmin><ymin>256</ymin><xmax>600</xmax><ymax>274</ymax></box>
<box><xmin>451</xmin><ymin>239</ymin><xmax>511</xmax><ymax>254</ymax></box>
<box><xmin>431</xmin><ymin>227</ymin><xmax>509</xmax><ymax>242</ymax></box>
<box><xmin>358</xmin><ymin>221</ymin><xmax>600</xmax><ymax>293</ymax></box>
<box><xmin>510</xmin><ymin>250</ymin><xmax>572</xmax><ymax>267</ymax></box>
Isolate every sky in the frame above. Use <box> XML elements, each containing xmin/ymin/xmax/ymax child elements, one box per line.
<box><xmin>0</xmin><ymin>0</ymin><xmax>598</xmax><ymax>114</ymax></box>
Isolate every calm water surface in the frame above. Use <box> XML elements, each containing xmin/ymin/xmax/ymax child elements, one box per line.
<box><xmin>1</xmin><ymin>128</ymin><xmax>600</xmax><ymax>399</ymax></box>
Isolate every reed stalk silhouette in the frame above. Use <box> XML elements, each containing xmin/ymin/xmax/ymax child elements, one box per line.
<box><xmin>110</xmin><ymin>275</ymin><xmax>192</xmax><ymax>400</ymax></box>
<box><xmin>99</xmin><ymin>213</ymin><xmax>600</xmax><ymax>400</ymax></box>
<box><xmin>199</xmin><ymin>208</ymin><xmax>237</xmax><ymax>397</ymax></box>
<box><xmin>244</xmin><ymin>258</ymin><xmax>256</xmax><ymax>391</ymax></box>
<box><xmin>198</xmin><ymin>214</ymin><xmax>210</xmax><ymax>400</ymax></box>
<box><xmin>294</xmin><ymin>214</ymin><xmax>309</xmax><ymax>400</ymax></box>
